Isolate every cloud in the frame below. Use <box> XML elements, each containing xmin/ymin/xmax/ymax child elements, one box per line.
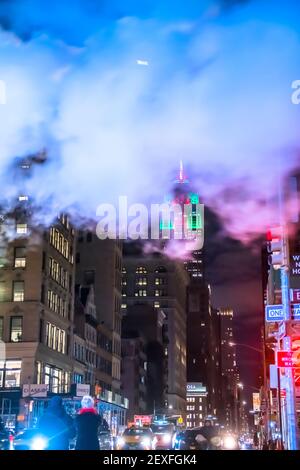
<box><xmin>0</xmin><ymin>0</ymin><xmax>299</xmax><ymax>240</ymax></box>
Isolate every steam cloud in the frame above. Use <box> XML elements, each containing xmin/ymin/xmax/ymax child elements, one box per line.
<box><xmin>0</xmin><ymin>0</ymin><xmax>299</xmax><ymax>241</ymax></box>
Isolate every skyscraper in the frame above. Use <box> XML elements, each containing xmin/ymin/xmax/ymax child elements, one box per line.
<box><xmin>122</xmin><ymin>252</ymin><xmax>188</xmax><ymax>418</ymax></box>
<box><xmin>218</xmin><ymin>308</ymin><xmax>239</xmax><ymax>428</ymax></box>
<box><xmin>75</xmin><ymin>234</ymin><xmax>123</xmax><ymax>394</ymax></box>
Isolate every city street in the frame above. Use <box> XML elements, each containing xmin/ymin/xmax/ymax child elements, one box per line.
<box><xmin>0</xmin><ymin>0</ymin><xmax>300</xmax><ymax>457</ymax></box>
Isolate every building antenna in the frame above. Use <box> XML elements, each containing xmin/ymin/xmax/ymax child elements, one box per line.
<box><xmin>179</xmin><ymin>160</ymin><xmax>184</xmax><ymax>182</ymax></box>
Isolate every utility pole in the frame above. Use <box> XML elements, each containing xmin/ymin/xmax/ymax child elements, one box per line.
<box><xmin>270</xmin><ymin>225</ymin><xmax>298</xmax><ymax>449</ymax></box>
<box><xmin>281</xmin><ymin>229</ymin><xmax>297</xmax><ymax>450</ymax></box>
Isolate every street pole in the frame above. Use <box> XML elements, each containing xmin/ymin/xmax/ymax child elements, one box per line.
<box><xmin>280</xmin><ymin>232</ymin><xmax>297</xmax><ymax>450</ymax></box>
<box><xmin>277</xmin><ymin>366</ymin><xmax>284</xmax><ymax>449</ymax></box>
<box><xmin>276</xmin><ymin>162</ymin><xmax>298</xmax><ymax>450</ymax></box>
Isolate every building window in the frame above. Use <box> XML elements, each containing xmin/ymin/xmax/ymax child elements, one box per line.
<box><xmin>135</xmin><ymin>290</ymin><xmax>147</xmax><ymax>297</ymax></box>
<box><xmin>73</xmin><ymin>373</ymin><xmax>83</xmax><ymax>384</ymax></box>
<box><xmin>45</xmin><ymin>322</ymin><xmax>66</xmax><ymax>354</ymax></box>
<box><xmin>13</xmin><ymin>281</ymin><xmax>25</xmax><ymax>302</ymax></box>
<box><xmin>136</xmin><ymin>277</ymin><xmax>147</xmax><ymax>286</ymax></box>
<box><xmin>10</xmin><ymin>317</ymin><xmax>23</xmax><ymax>342</ymax></box>
<box><xmin>16</xmin><ymin>223</ymin><xmax>27</xmax><ymax>234</ymax></box>
<box><xmin>14</xmin><ymin>247</ymin><xmax>26</xmax><ymax>268</ymax></box>
<box><xmin>0</xmin><ymin>317</ymin><xmax>3</xmax><ymax>341</ymax></box>
<box><xmin>154</xmin><ymin>301</ymin><xmax>160</xmax><ymax>308</ymax></box>
<box><xmin>121</xmin><ymin>303</ymin><xmax>127</xmax><ymax>309</ymax></box>
<box><xmin>86</xmin><ymin>232</ymin><xmax>92</xmax><ymax>242</ymax></box>
<box><xmin>155</xmin><ymin>289</ymin><xmax>164</xmax><ymax>297</ymax></box>
<box><xmin>0</xmin><ymin>282</ymin><xmax>6</xmax><ymax>302</ymax></box>
<box><xmin>136</xmin><ymin>266</ymin><xmax>147</xmax><ymax>274</ymax></box>
<box><xmin>18</xmin><ymin>195</ymin><xmax>28</xmax><ymax>201</ymax></box>
<box><xmin>0</xmin><ymin>360</ymin><xmax>22</xmax><ymax>388</ymax></box>
<box><xmin>44</xmin><ymin>364</ymin><xmax>69</xmax><ymax>393</ymax></box>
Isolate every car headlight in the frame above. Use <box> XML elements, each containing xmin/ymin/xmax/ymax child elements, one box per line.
<box><xmin>30</xmin><ymin>436</ymin><xmax>48</xmax><ymax>450</ymax></box>
<box><xmin>223</xmin><ymin>435</ymin><xmax>237</xmax><ymax>450</ymax></box>
<box><xmin>162</xmin><ymin>433</ymin><xmax>172</xmax><ymax>444</ymax></box>
<box><xmin>117</xmin><ymin>437</ymin><xmax>125</xmax><ymax>448</ymax></box>
<box><xmin>141</xmin><ymin>438</ymin><xmax>151</xmax><ymax>448</ymax></box>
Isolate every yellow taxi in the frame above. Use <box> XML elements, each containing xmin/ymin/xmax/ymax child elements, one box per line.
<box><xmin>116</xmin><ymin>427</ymin><xmax>156</xmax><ymax>450</ymax></box>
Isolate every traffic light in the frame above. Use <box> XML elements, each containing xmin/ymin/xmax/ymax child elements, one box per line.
<box><xmin>267</xmin><ymin>227</ymin><xmax>285</xmax><ymax>269</ymax></box>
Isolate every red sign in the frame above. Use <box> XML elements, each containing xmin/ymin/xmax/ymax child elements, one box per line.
<box><xmin>280</xmin><ymin>389</ymin><xmax>286</xmax><ymax>399</ymax></box>
<box><xmin>290</xmin><ymin>289</ymin><xmax>300</xmax><ymax>303</ymax></box>
<box><xmin>134</xmin><ymin>415</ymin><xmax>152</xmax><ymax>426</ymax></box>
<box><xmin>277</xmin><ymin>351</ymin><xmax>294</xmax><ymax>367</ymax></box>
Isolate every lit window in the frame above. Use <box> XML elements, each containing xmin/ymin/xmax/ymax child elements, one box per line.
<box><xmin>154</xmin><ymin>301</ymin><xmax>160</xmax><ymax>308</ymax></box>
<box><xmin>14</xmin><ymin>247</ymin><xmax>26</xmax><ymax>268</ymax></box>
<box><xmin>0</xmin><ymin>360</ymin><xmax>22</xmax><ymax>388</ymax></box>
<box><xmin>121</xmin><ymin>303</ymin><xmax>127</xmax><ymax>309</ymax></box>
<box><xmin>13</xmin><ymin>281</ymin><xmax>24</xmax><ymax>302</ymax></box>
<box><xmin>18</xmin><ymin>196</ymin><xmax>28</xmax><ymax>201</ymax></box>
<box><xmin>136</xmin><ymin>266</ymin><xmax>147</xmax><ymax>274</ymax></box>
<box><xmin>10</xmin><ymin>317</ymin><xmax>22</xmax><ymax>342</ymax></box>
<box><xmin>16</xmin><ymin>223</ymin><xmax>27</xmax><ymax>234</ymax></box>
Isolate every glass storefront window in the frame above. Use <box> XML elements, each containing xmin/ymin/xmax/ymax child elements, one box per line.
<box><xmin>0</xmin><ymin>360</ymin><xmax>22</xmax><ymax>388</ymax></box>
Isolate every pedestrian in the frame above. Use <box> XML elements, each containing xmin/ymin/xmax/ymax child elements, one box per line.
<box><xmin>253</xmin><ymin>431</ymin><xmax>259</xmax><ymax>449</ymax></box>
<box><xmin>39</xmin><ymin>396</ymin><xmax>75</xmax><ymax>450</ymax></box>
<box><xmin>262</xmin><ymin>439</ymin><xmax>269</xmax><ymax>450</ymax></box>
<box><xmin>75</xmin><ymin>395</ymin><xmax>101</xmax><ymax>450</ymax></box>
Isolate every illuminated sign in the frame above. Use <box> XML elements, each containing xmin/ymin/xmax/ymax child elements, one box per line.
<box><xmin>22</xmin><ymin>384</ymin><xmax>48</xmax><ymax>398</ymax></box>
<box><xmin>252</xmin><ymin>393</ymin><xmax>260</xmax><ymax>412</ymax></box>
<box><xmin>265</xmin><ymin>304</ymin><xmax>300</xmax><ymax>322</ymax></box>
<box><xmin>134</xmin><ymin>415</ymin><xmax>152</xmax><ymax>426</ymax></box>
<box><xmin>291</xmin><ymin>254</ymin><xmax>300</xmax><ymax>276</ymax></box>
<box><xmin>277</xmin><ymin>351</ymin><xmax>294</xmax><ymax>368</ymax></box>
<box><xmin>186</xmin><ymin>383</ymin><xmax>207</xmax><ymax>394</ymax></box>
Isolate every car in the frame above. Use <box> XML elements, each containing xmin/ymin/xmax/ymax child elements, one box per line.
<box><xmin>99</xmin><ymin>430</ymin><xmax>112</xmax><ymax>450</ymax></box>
<box><xmin>13</xmin><ymin>429</ymin><xmax>48</xmax><ymax>450</ymax></box>
<box><xmin>0</xmin><ymin>430</ymin><xmax>10</xmax><ymax>451</ymax></box>
<box><xmin>173</xmin><ymin>428</ymin><xmax>222</xmax><ymax>450</ymax></box>
<box><xmin>116</xmin><ymin>427</ymin><xmax>156</xmax><ymax>450</ymax></box>
<box><xmin>151</xmin><ymin>423</ymin><xmax>175</xmax><ymax>449</ymax></box>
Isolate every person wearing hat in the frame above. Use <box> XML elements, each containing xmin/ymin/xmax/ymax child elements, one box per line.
<box><xmin>75</xmin><ymin>396</ymin><xmax>101</xmax><ymax>450</ymax></box>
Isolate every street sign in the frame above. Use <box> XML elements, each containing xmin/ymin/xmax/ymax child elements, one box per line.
<box><xmin>266</xmin><ymin>305</ymin><xmax>284</xmax><ymax>322</ymax></box>
<box><xmin>278</xmin><ymin>321</ymin><xmax>286</xmax><ymax>338</ymax></box>
<box><xmin>252</xmin><ymin>393</ymin><xmax>260</xmax><ymax>412</ymax></box>
<box><xmin>22</xmin><ymin>384</ymin><xmax>48</xmax><ymax>398</ymax></box>
<box><xmin>290</xmin><ymin>289</ymin><xmax>300</xmax><ymax>302</ymax></box>
<box><xmin>270</xmin><ymin>364</ymin><xmax>278</xmax><ymax>388</ymax></box>
<box><xmin>277</xmin><ymin>351</ymin><xmax>294</xmax><ymax>368</ymax></box>
<box><xmin>280</xmin><ymin>389</ymin><xmax>286</xmax><ymax>399</ymax></box>
<box><xmin>265</xmin><ymin>304</ymin><xmax>300</xmax><ymax>322</ymax></box>
<box><xmin>291</xmin><ymin>254</ymin><xmax>300</xmax><ymax>276</ymax></box>
<box><xmin>75</xmin><ymin>383</ymin><xmax>90</xmax><ymax>397</ymax></box>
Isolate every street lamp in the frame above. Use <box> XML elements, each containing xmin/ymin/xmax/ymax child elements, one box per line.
<box><xmin>229</xmin><ymin>342</ymin><xmax>263</xmax><ymax>354</ymax></box>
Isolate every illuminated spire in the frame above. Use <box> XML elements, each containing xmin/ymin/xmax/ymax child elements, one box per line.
<box><xmin>175</xmin><ymin>160</ymin><xmax>189</xmax><ymax>184</ymax></box>
<box><xmin>179</xmin><ymin>159</ymin><xmax>184</xmax><ymax>182</ymax></box>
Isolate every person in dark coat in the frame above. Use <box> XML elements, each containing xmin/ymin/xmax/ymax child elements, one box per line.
<box><xmin>75</xmin><ymin>396</ymin><xmax>101</xmax><ymax>450</ymax></box>
<box><xmin>39</xmin><ymin>396</ymin><xmax>75</xmax><ymax>450</ymax></box>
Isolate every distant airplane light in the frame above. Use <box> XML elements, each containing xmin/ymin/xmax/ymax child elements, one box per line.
<box><xmin>136</xmin><ymin>59</ymin><xmax>149</xmax><ymax>66</ymax></box>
